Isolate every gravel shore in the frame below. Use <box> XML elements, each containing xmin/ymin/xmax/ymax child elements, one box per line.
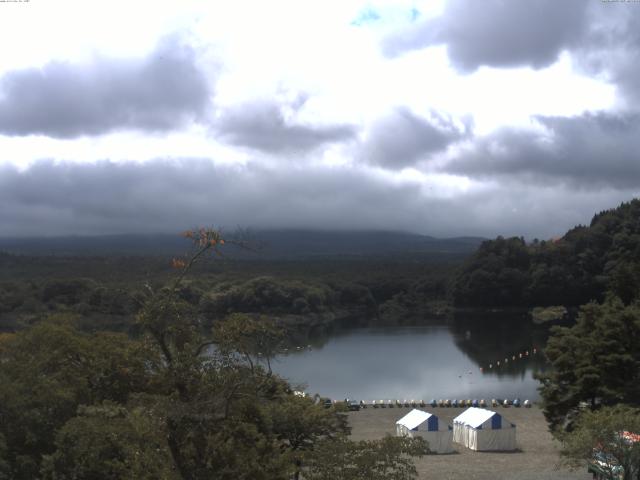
<box><xmin>348</xmin><ymin>405</ymin><xmax>591</xmax><ymax>480</ymax></box>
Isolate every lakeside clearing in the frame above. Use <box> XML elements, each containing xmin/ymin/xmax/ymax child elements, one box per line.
<box><xmin>348</xmin><ymin>406</ymin><xmax>591</xmax><ymax>480</ymax></box>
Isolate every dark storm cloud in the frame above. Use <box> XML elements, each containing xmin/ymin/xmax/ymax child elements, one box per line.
<box><xmin>444</xmin><ymin>111</ymin><xmax>640</xmax><ymax>188</ymax></box>
<box><xmin>572</xmin><ymin>6</ymin><xmax>640</xmax><ymax>108</ymax></box>
<box><xmin>383</xmin><ymin>0</ymin><xmax>588</xmax><ymax>71</ymax></box>
<box><xmin>0</xmin><ymin>159</ymin><xmax>420</xmax><ymax>236</ymax></box>
<box><xmin>0</xmin><ymin>158</ymin><xmax>636</xmax><ymax>239</ymax></box>
<box><xmin>359</xmin><ymin>108</ymin><xmax>467</xmax><ymax>169</ymax></box>
<box><xmin>0</xmin><ymin>36</ymin><xmax>211</xmax><ymax>138</ymax></box>
<box><xmin>213</xmin><ymin>98</ymin><xmax>357</xmax><ymax>154</ymax></box>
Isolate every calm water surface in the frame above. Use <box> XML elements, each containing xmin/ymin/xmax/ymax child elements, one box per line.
<box><xmin>270</xmin><ymin>323</ymin><xmax>548</xmax><ymax>402</ymax></box>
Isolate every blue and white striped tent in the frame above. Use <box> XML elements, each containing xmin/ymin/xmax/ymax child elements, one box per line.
<box><xmin>453</xmin><ymin>407</ymin><xmax>516</xmax><ymax>451</ymax></box>
<box><xmin>396</xmin><ymin>409</ymin><xmax>453</xmax><ymax>454</ymax></box>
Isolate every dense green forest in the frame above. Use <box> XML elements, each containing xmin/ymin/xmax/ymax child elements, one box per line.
<box><xmin>0</xmin><ymin>229</ymin><xmax>431</xmax><ymax>480</ymax></box>
<box><xmin>4</xmin><ymin>200</ymin><xmax>640</xmax><ymax>336</ymax></box>
<box><xmin>0</xmin><ymin>250</ymin><xmax>456</xmax><ymax>335</ymax></box>
<box><xmin>452</xmin><ymin>199</ymin><xmax>640</xmax><ymax>308</ymax></box>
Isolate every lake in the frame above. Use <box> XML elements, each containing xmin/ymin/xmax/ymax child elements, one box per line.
<box><xmin>270</xmin><ymin>319</ymin><xmax>550</xmax><ymax>402</ymax></box>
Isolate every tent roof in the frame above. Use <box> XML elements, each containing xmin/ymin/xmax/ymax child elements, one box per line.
<box><xmin>396</xmin><ymin>409</ymin><xmax>433</xmax><ymax>430</ymax></box>
<box><xmin>453</xmin><ymin>407</ymin><xmax>497</xmax><ymax>429</ymax></box>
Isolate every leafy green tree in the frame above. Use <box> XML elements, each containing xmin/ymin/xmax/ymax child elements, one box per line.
<box><xmin>538</xmin><ymin>299</ymin><xmax>640</xmax><ymax>431</ymax></box>
<box><xmin>41</xmin><ymin>402</ymin><xmax>178</xmax><ymax>480</ymax></box>
<box><xmin>0</xmin><ymin>433</ymin><xmax>10</xmax><ymax>480</ymax></box>
<box><xmin>213</xmin><ymin>313</ymin><xmax>285</xmax><ymax>375</ymax></box>
<box><xmin>560</xmin><ymin>405</ymin><xmax>640</xmax><ymax>480</ymax></box>
<box><xmin>303</xmin><ymin>435</ymin><xmax>429</xmax><ymax>480</ymax></box>
<box><xmin>266</xmin><ymin>395</ymin><xmax>349</xmax><ymax>479</ymax></box>
<box><xmin>132</xmin><ymin>228</ymin><xmax>352</xmax><ymax>480</ymax></box>
<box><xmin>608</xmin><ymin>263</ymin><xmax>640</xmax><ymax>306</ymax></box>
<box><xmin>0</xmin><ymin>227</ymin><xmax>428</xmax><ymax>480</ymax></box>
<box><xmin>0</xmin><ymin>316</ymin><xmax>155</xmax><ymax>479</ymax></box>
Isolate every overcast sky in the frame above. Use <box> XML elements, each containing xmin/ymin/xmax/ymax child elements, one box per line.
<box><xmin>1</xmin><ymin>0</ymin><xmax>639</xmax><ymax>239</ymax></box>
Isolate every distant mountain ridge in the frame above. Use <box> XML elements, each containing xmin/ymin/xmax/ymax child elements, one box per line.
<box><xmin>0</xmin><ymin>230</ymin><xmax>485</xmax><ymax>258</ymax></box>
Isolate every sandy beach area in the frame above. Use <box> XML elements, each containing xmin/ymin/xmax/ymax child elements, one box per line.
<box><xmin>348</xmin><ymin>405</ymin><xmax>592</xmax><ymax>480</ymax></box>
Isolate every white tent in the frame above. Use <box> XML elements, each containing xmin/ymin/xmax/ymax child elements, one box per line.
<box><xmin>453</xmin><ymin>407</ymin><xmax>516</xmax><ymax>451</ymax></box>
<box><xmin>396</xmin><ymin>409</ymin><xmax>454</xmax><ymax>454</ymax></box>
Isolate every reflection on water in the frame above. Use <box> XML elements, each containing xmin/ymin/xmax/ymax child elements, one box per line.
<box><xmin>271</xmin><ymin>318</ymin><xmax>551</xmax><ymax>401</ymax></box>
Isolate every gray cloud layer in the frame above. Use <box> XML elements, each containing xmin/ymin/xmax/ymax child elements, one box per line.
<box><xmin>0</xmin><ymin>36</ymin><xmax>210</xmax><ymax>138</ymax></box>
<box><xmin>384</xmin><ymin>1</ymin><xmax>640</xmax><ymax>111</ymax></box>
<box><xmin>572</xmin><ymin>7</ymin><xmax>640</xmax><ymax>108</ymax></box>
<box><xmin>359</xmin><ymin>108</ymin><xmax>466</xmax><ymax>169</ymax></box>
<box><xmin>0</xmin><ymin>159</ymin><xmax>635</xmax><ymax>239</ymax></box>
<box><xmin>383</xmin><ymin>0</ymin><xmax>588</xmax><ymax>71</ymax></box>
<box><xmin>443</xmin><ymin>112</ymin><xmax>640</xmax><ymax>189</ymax></box>
<box><xmin>213</xmin><ymin>99</ymin><xmax>357</xmax><ymax>154</ymax></box>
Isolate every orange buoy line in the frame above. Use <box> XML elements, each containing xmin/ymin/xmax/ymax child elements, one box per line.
<box><xmin>483</xmin><ymin>346</ymin><xmax>539</xmax><ymax>371</ymax></box>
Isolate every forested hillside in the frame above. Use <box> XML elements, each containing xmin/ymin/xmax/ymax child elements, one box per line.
<box><xmin>0</xmin><ymin>252</ymin><xmax>455</xmax><ymax>334</ymax></box>
<box><xmin>452</xmin><ymin>199</ymin><xmax>640</xmax><ymax>308</ymax></box>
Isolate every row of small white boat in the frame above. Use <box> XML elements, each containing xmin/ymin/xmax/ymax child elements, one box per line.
<box><xmin>352</xmin><ymin>398</ymin><xmax>532</xmax><ymax>408</ymax></box>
